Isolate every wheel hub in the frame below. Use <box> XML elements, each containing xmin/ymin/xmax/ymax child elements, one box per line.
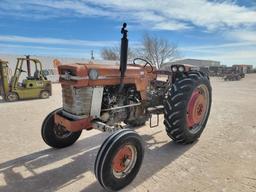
<box><xmin>112</xmin><ymin>144</ymin><xmax>137</xmax><ymax>178</ymax></box>
<box><xmin>187</xmin><ymin>90</ymin><xmax>207</xmax><ymax>128</ymax></box>
<box><xmin>112</xmin><ymin>145</ymin><xmax>132</xmax><ymax>173</ymax></box>
<box><xmin>42</xmin><ymin>92</ymin><xmax>48</xmax><ymax>98</ymax></box>
<box><xmin>53</xmin><ymin>125</ymin><xmax>72</xmax><ymax>139</ymax></box>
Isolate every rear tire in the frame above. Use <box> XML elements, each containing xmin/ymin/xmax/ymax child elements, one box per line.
<box><xmin>40</xmin><ymin>90</ymin><xmax>50</xmax><ymax>99</ymax></box>
<box><xmin>164</xmin><ymin>71</ymin><xmax>212</xmax><ymax>144</ymax></box>
<box><xmin>41</xmin><ymin>108</ymin><xmax>82</xmax><ymax>148</ymax></box>
<box><xmin>94</xmin><ymin>129</ymin><xmax>144</xmax><ymax>191</ymax></box>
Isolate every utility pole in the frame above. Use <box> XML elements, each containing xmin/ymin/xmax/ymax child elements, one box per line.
<box><xmin>91</xmin><ymin>50</ymin><xmax>95</xmax><ymax>60</ymax></box>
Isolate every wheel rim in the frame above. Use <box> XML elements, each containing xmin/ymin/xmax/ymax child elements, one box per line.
<box><xmin>112</xmin><ymin>144</ymin><xmax>137</xmax><ymax>179</ymax></box>
<box><xmin>41</xmin><ymin>91</ymin><xmax>49</xmax><ymax>99</ymax></box>
<box><xmin>187</xmin><ymin>84</ymin><xmax>210</xmax><ymax>133</ymax></box>
<box><xmin>8</xmin><ymin>93</ymin><xmax>18</xmax><ymax>101</ymax></box>
<box><xmin>53</xmin><ymin>124</ymin><xmax>72</xmax><ymax>139</ymax></box>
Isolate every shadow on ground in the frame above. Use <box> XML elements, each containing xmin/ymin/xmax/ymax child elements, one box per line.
<box><xmin>0</xmin><ymin>130</ymin><xmax>195</xmax><ymax>192</ymax></box>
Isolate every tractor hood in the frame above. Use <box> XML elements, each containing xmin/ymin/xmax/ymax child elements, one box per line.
<box><xmin>58</xmin><ymin>63</ymin><xmax>156</xmax><ymax>88</ymax></box>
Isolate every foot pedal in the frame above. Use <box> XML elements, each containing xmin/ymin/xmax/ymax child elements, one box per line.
<box><xmin>150</xmin><ymin>114</ymin><xmax>159</xmax><ymax>128</ymax></box>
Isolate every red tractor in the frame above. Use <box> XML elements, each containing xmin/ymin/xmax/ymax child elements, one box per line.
<box><xmin>41</xmin><ymin>23</ymin><xmax>212</xmax><ymax>191</ymax></box>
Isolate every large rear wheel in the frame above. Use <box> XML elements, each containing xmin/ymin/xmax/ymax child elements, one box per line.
<box><xmin>164</xmin><ymin>71</ymin><xmax>212</xmax><ymax>144</ymax></box>
<box><xmin>41</xmin><ymin>108</ymin><xmax>82</xmax><ymax>148</ymax></box>
<box><xmin>40</xmin><ymin>90</ymin><xmax>50</xmax><ymax>99</ymax></box>
<box><xmin>94</xmin><ymin>129</ymin><xmax>144</xmax><ymax>191</ymax></box>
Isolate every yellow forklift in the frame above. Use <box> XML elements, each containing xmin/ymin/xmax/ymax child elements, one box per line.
<box><xmin>0</xmin><ymin>56</ymin><xmax>52</xmax><ymax>102</ymax></box>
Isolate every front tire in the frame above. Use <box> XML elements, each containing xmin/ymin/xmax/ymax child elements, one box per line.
<box><xmin>94</xmin><ymin>129</ymin><xmax>144</xmax><ymax>191</ymax></box>
<box><xmin>164</xmin><ymin>71</ymin><xmax>212</xmax><ymax>144</ymax></box>
<box><xmin>41</xmin><ymin>108</ymin><xmax>82</xmax><ymax>148</ymax></box>
<box><xmin>7</xmin><ymin>92</ymin><xmax>19</xmax><ymax>102</ymax></box>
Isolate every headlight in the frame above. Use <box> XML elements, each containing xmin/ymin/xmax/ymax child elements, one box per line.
<box><xmin>171</xmin><ymin>66</ymin><xmax>178</xmax><ymax>72</ymax></box>
<box><xmin>178</xmin><ymin>66</ymin><xmax>185</xmax><ymax>72</ymax></box>
<box><xmin>89</xmin><ymin>69</ymin><xmax>99</xmax><ymax>80</ymax></box>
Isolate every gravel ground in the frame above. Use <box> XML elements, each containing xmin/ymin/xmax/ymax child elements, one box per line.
<box><xmin>0</xmin><ymin>74</ymin><xmax>256</xmax><ymax>192</ymax></box>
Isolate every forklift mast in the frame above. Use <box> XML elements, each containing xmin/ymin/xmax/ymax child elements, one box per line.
<box><xmin>26</xmin><ymin>55</ymin><xmax>31</xmax><ymax>77</ymax></box>
<box><xmin>0</xmin><ymin>59</ymin><xmax>10</xmax><ymax>99</ymax></box>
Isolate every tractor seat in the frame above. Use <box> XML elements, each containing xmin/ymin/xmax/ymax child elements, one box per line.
<box><xmin>33</xmin><ymin>70</ymin><xmax>40</xmax><ymax>80</ymax></box>
<box><xmin>27</xmin><ymin>77</ymin><xmax>36</xmax><ymax>80</ymax></box>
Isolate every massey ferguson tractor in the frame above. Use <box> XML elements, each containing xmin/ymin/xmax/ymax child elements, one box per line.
<box><xmin>41</xmin><ymin>23</ymin><xmax>212</xmax><ymax>191</ymax></box>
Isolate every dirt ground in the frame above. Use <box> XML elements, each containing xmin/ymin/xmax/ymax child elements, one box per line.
<box><xmin>0</xmin><ymin>74</ymin><xmax>256</xmax><ymax>192</ymax></box>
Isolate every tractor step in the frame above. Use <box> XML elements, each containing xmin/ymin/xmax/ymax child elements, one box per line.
<box><xmin>149</xmin><ymin>114</ymin><xmax>159</xmax><ymax>128</ymax></box>
<box><xmin>147</xmin><ymin>105</ymin><xmax>163</xmax><ymax>128</ymax></box>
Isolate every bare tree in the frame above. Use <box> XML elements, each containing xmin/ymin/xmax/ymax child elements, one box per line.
<box><xmin>101</xmin><ymin>34</ymin><xmax>179</xmax><ymax>69</ymax></box>
<box><xmin>139</xmin><ymin>34</ymin><xmax>179</xmax><ymax>69</ymax></box>
<box><xmin>101</xmin><ymin>47</ymin><xmax>119</xmax><ymax>60</ymax></box>
<box><xmin>101</xmin><ymin>47</ymin><xmax>135</xmax><ymax>61</ymax></box>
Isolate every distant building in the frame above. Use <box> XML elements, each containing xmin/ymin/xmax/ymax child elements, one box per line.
<box><xmin>232</xmin><ymin>64</ymin><xmax>254</xmax><ymax>74</ymax></box>
<box><xmin>161</xmin><ymin>58</ymin><xmax>221</xmax><ymax>70</ymax></box>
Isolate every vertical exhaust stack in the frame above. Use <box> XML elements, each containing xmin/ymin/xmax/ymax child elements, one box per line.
<box><xmin>119</xmin><ymin>23</ymin><xmax>128</xmax><ymax>92</ymax></box>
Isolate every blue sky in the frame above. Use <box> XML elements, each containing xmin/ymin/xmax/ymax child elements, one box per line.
<box><xmin>0</xmin><ymin>0</ymin><xmax>256</xmax><ymax>66</ymax></box>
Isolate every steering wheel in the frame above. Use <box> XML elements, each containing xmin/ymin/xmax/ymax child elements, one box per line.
<box><xmin>133</xmin><ymin>58</ymin><xmax>154</xmax><ymax>72</ymax></box>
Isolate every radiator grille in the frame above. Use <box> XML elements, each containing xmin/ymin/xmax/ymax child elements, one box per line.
<box><xmin>62</xmin><ymin>87</ymin><xmax>93</xmax><ymax>116</ymax></box>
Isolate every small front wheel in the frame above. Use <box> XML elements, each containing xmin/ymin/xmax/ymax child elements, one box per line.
<box><xmin>7</xmin><ymin>92</ymin><xmax>19</xmax><ymax>102</ymax></box>
<box><xmin>94</xmin><ymin>129</ymin><xmax>144</xmax><ymax>191</ymax></box>
<box><xmin>41</xmin><ymin>108</ymin><xmax>82</xmax><ymax>148</ymax></box>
